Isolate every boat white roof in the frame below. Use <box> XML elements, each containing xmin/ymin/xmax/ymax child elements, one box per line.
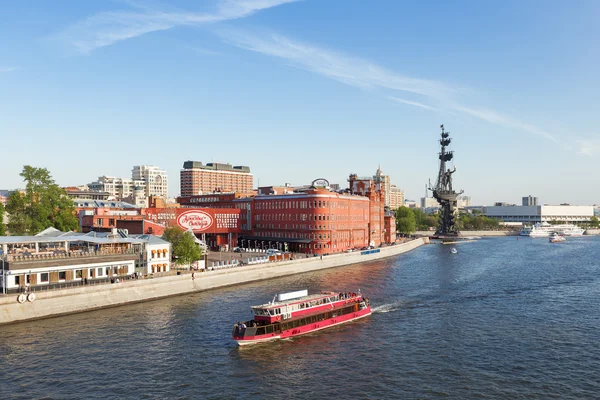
<box><xmin>252</xmin><ymin>291</ymin><xmax>338</xmax><ymax>309</ymax></box>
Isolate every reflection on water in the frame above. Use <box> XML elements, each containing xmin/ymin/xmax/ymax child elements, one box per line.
<box><xmin>1</xmin><ymin>237</ymin><xmax>600</xmax><ymax>399</ymax></box>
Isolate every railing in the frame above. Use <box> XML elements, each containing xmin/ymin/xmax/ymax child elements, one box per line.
<box><xmin>6</xmin><ymin>249</ymin><xmax>139</xmax><ymax>263</ymax></box>
<box><xmin>5</xmin><ymin>273</ymin><xmax>145</xmax><ymax>294</ymax></box>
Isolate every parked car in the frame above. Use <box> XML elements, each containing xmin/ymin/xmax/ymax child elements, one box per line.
<box><xmin>233</xmin><ymin>247</ymin><xmax>242</xmax><ymax>253</ymax></box>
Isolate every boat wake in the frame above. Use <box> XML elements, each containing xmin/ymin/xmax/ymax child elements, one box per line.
<box><xmin>371</xmin><ymin>301</ymin><xmax>405</xmax><ymax>314</ymax></box>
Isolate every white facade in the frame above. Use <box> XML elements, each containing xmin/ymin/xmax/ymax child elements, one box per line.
<box><xmin>146</xmin><ymin>242</ymin><xmax>171</xmax><ymax>274</ymax></box>
<box><xmin>88</xmin><ymin>176</ymin><xmax>146</xmax><ymax>200</ymax></box>
<box><xmin>484</xmin><ymin>205</ymin><xmax>594</xmax><ymax>223</ymax></box>
<box><xmin>132</xmin><ymin>165</ymin><xmax>168</xmax><ymax>198</ymax></box>
<box><xmin>3</xmin><ymin>260</ymin><xmax>136</xmax><ymax>290</ymax></box>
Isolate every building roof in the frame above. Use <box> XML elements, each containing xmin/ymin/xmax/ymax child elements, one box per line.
<box><xmin>72</xmin><ymin>199</ymin><xmax>138</xmax><ymax>208</ymax></box>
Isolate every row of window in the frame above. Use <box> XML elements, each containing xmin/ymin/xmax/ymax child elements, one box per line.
<box><xmin>14</xmin><ymin>264</ymin><xmax>131</xmax><ymax>286</ymax></box>
<box><xmin>255</xmin><ymin>200</ymin><xmax>368</xmax><ymax>210</ymax></box>
<box><xmin>256</xmin><ymin>213</ymin><xmax>367</xmax><ymax>222</ymax></box>
<box><xmin>254</xmin><ymin>305</ymin><xmax>359</xmax><ymax>335</ymax></box>
<box><xmin>254</xmin><ymin>223</ymin><xmax>368</xmax><ymax>232</ymax></box>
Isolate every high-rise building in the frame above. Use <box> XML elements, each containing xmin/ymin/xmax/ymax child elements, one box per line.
<box><xmin>132</xmin><ymin>165</ymin><xmax>168</xmax><ymax>198</ymax></box>
<box><xmin>389</xmin><ymin>185</ymin><xmax>405</xmax><ymax>209</ymax></box>
<box><xmin>180</xmin><ymin>161</ymin><xmax>253</xmax><ymax>196</ymax></box>
<box><xmin>374</xmin><ymin>165</ymin><xmax>391</xmax><ymax>206</ymax></box>
<box><xmin>522</xmin><ymin>195</ymin><xmax>538</xmax><ymax>206</ymax></box>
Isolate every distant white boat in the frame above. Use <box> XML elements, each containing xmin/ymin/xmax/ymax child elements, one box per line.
<box><xmin>450</xmin><ymin>248</ymin><xmax>458</xmax><ymax>254</ymax></box>
<box><xmin>520</xmin><ymin>222</ymin><xmax>584</xmax><ymax>237</ymax></box>
<box><xmin>549</xmin><ymin>233</ymin><xmax>566</xmax><ymax>243</ymax></box>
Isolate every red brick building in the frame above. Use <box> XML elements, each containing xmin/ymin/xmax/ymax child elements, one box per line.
<box><xmin>177</xmin><ymin>176</ymin><xmax>395</xmax><ymax>254</ymax></box>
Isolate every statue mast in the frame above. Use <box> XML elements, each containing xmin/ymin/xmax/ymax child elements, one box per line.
<box><xmin>429</xmin><ymin>125</ymin><xmax>463</xmax><ymax>237</ymax></box>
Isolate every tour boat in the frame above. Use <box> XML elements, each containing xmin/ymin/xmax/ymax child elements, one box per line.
<box><xmin>520</xmin><ymin>222</ymin><xmax>584</xmax><ymax>238</ymax></box>
<box><xmin>549</xmin><ymin>233</ymin><xmax>566</xmax><ymax>243</ymax></box>
<box><xmin>232</xmin><ymin>289</ymin><xmax>371</xmax><ymax>346</ymax></box>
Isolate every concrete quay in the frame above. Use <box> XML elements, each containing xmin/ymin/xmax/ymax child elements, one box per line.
<box><xmin>414</xmin><ymin>230</ymin><xmax>520</xmax><ymax>237</ymax></box>
<box><xmin>0</xmin><ymin>238</ymin><xmax>427</xmax><ymax>325</ymax></box>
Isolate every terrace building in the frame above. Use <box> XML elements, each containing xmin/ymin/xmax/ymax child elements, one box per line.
<box><xmin>0</xmin><ymin>229</ymin><xmax>171</xmax><ymax>293</ymax></box>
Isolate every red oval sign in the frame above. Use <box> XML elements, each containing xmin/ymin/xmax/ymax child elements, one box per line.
<box><xmin>177</xmin><ymin>210</ymin><xmax>213</xmax><ymax>232</ymax></box>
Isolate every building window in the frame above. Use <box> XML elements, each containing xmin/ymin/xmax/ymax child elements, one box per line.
<box><xmin>97</xmin><ymin>267</ymin><xmax>103</xmax><ymax>277</ymax></box>
<box><xmin>15</xmin><ymin>276</ymin><xmax>21</xmax><ymax>286</ymax></box>
<box><xmin>76</xmin><ymin>270</ymin><xmax>82</xmax><ymax>279</ymax></box>
<box><xmin>40</xmin><ymin>273</ymin><xmax>49</xmax><ymax>283</ymax></box>
<box><xmin>59</xmin><ymin>271</ymin><xmax>66</xmax><ymax>280</ymax></box>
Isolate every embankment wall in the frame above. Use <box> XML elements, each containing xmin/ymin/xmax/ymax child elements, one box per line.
<box><xmin>414</xmin><ymin>230</ymin><xmax>519</xmax><ymax>237</ymax></box>
<box><xmin>0</xmin><ymin>238</ymin><xmax>427</xmax><ymax>325</ymax></box>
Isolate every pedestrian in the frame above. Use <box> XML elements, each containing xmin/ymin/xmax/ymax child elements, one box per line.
<box><xmin>84</xmin><ymin>277</ymin><xmax>88</xmax><ymax>285</ymax></box>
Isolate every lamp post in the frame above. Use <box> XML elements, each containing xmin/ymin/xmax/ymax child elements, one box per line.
<box><xmin>1</xmin><ymin>256</ymin><xmax>5</xmax><ymax>295</ymax></box>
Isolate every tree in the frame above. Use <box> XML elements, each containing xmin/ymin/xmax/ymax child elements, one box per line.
<box><xmin>6</xmin><ymin>166</ymin><xmax>79</xmax><ymax>235</ymax></box>
<box><xmin>396</xmin><ymin>207</ymin><xmax>416</xmax><ymax>235</ymax></box>
<box><xmin>590</xmin><ymin>216</ymin><xmax>599</xmax><ymax>228</ymax></box>
<box><xmin>0</xmin><ymin>203</ymin><xmax>6</xmax><ymax>236</ymax></box>
<box><xmin>162</xmin><ymin>226</ymin><xmax>203</xmax><ymax>266</ymax></box>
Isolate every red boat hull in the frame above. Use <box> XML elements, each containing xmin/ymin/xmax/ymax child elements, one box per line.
<box><xmin>234</xmin><ymin>306</ymin><xmax>371</xmax><ymax>346</ymax></box>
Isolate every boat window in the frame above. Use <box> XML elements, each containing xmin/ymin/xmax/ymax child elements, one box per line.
<box><xmin>266</xmin><ymin>325</ymin><xmax>274</xmax><ymax>334</ymax></box>
<box><xmin>256</xmin><ymin>327</ymin><xmax>266</xmax><ymax>335</ymax></box>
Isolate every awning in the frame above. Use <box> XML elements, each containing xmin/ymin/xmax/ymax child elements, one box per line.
<box><xmin>151</xmin><ymin>249</ymin><xmax>156</xmax><ymax>253</ymax></box>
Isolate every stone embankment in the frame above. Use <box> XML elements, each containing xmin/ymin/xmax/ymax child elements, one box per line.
<box><xmin>0</xmin><ymin>238</ymin><xmax>427</xmax><ymax>325</ymax></box>
<box><xmin>414</xmin><ymin>230</ymin><xmax>520</xmax><ymax>237</ymax></box>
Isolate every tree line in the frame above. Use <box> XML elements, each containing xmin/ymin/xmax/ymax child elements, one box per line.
<box><xmin>1</xmin><ymin>166</ymin><xmax>79</xmax><ymax>235</ymax></box>
<box><xmin>395</xmin><ymin>207</ymin><xmax>501</xmax><ymax>234</ymax></box>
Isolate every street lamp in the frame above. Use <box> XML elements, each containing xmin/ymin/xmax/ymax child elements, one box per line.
<box><xmin>1</xmin><ymin>256</ymin><xmax>6</xmax><ymax>295</ymax></box>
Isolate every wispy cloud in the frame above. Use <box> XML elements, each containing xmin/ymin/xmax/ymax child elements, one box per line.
<box><xmin>0</xmin><ymin>66</ymin><xmax>18</xmax><ymax>73</ymax></box>
<box><xmin>221</xmin><ymin>30</ymin><xmax>460</xmax><ymax>99</ymax></box>
<box><xmin>388</xmin><ymin>96</ymin><xmax>436</xmax><ymax>111</ymax></box>
<box><xmin>449</xmin><ymin>104</ymin><xmax>557</xmax><ymax>142</ymax></box>
<box><xmin>576</xmin><ymin>139</ymin><xmax>600</xmax><ymax>156</ymax></box>
<box><xmin>221</xmin><ymin>29</ymin><xmax>560</xmax><ymax>145</ymax></box>
<box><xmin>56</xmin><ymin>0</ymin><xmax>299</xmax><ymax>54</ymax></box>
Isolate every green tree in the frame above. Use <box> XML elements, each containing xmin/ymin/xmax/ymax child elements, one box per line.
<box><xmin>0</xmin><ymin>202</ymin><xmax>6</xmax><ymax>236</ymax></box>
<box><xmin>162</xmin><ymin>226</ymin><xmax>203</xmax><ymax>266</ymax></box>
<box><xmin>590</xmin><ymin>216</ymin><xmax>599</xmax><ymax>228</ymax></box>
<box><xmin>396</xmin><ymin>207</ymin><xmax>416</xmax><ymax>235</ymax></box>
<box><xmin>6</xmin><ymin>166</ymin><xmax>79</xmax><ymax>235</ymax></box>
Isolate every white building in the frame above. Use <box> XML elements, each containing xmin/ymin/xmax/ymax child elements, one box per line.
<box><xmin>88</xmin><ymin>165</ymin><xmax>168</xmax><ymax>203</ymax></box>
<box><xmin>132</xmin><ymin>165</ymin><xmax>169</xmax><ymax>198</ymax></box>
<box><xmin>483</xmin><ymin>205</ymin><xmax>594</xmax><ymax>224</ymax></box>
<box><xmin>0</xmin><ymin>230</ymin><xmax>171</xmax><ymax>293</ymax></box>
<box><xmin>88</xmin><ymin>176</ymin><xmax>146</xmax><ymax>200</ymax></box>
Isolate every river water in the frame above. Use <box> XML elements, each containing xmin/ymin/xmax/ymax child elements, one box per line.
<box><xmin>1</xmin><ymin>236</ymin><xmax>599</xmax><ymax>399</ymax></box>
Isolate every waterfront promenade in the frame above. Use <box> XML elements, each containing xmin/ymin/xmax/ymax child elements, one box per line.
<box><xmin>0</xmin><ymin>238</ymin><xmax>427</xmax><ymax>325</ymax></box>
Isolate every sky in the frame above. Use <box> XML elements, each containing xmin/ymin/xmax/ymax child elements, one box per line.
<box><xmin>1</xmin><ymin>0</ymin><xmax>599</xmax><ymax>205</ymax></box>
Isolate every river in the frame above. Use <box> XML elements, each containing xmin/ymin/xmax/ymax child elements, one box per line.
<box><xmin>1</xmin><ymin>236</ymin><xmax>599</xmax><ymax>399</ymax></box>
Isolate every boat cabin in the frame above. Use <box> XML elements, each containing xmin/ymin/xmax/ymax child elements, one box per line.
<box><xmin>251</xmin><ymin>289</ymin><xmax>362</xmax><ymax>323</ymax></box>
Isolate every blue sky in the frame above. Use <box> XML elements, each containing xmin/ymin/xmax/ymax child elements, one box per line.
<box><xmin>1</xmin><ymin>0</ymin><xmax>599</xmax><ymax>205</ymax></box>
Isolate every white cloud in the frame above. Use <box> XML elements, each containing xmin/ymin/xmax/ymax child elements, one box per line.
<box><xmin>449</xmin><ymin>104</ymin><xmax>557</xmax><ymax>142</ymax></box>
<box><xmin>388</xmin><ymin>96</ymin><xmax>436</xmax><ymax>111</ymax></box>
<box><xmin>221</xmin><ymin>30</ymin><xmax>460</xmax><ymax>99</ymax></box>
<box><xmin>56</xmin><ymin>0</ymin><xmax>299</xmax><ymax>54</ymax></box>
<box><xmin>0</xmin><ymin>66</ymin><xmax>18</xmax><ymax>73</ymax></box>
<box><xmin>221</xmin><ymin>29</ymin><xmax>560</xmax><ymax>145</ymax></box>
<box><xmin>576</xmin><ymin>139</ymin><xmax>600</xmax><ymax>156</ymax></box>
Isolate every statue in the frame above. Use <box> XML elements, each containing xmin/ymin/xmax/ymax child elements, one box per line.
<box><xmin>429</xmin><ymin>125</ymin><xmax>463</xmax><ymax>237</ymax></box>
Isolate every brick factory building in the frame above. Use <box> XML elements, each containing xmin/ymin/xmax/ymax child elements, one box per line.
<box><xmin>178</xmin><ymin>177</ymin><xmax>396</xmax><ymax>254</ymax></box>
<box><xmin>180</xmin><ymin>161</ymin><xmax>253</xmax><ymax>197</ymax></box>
